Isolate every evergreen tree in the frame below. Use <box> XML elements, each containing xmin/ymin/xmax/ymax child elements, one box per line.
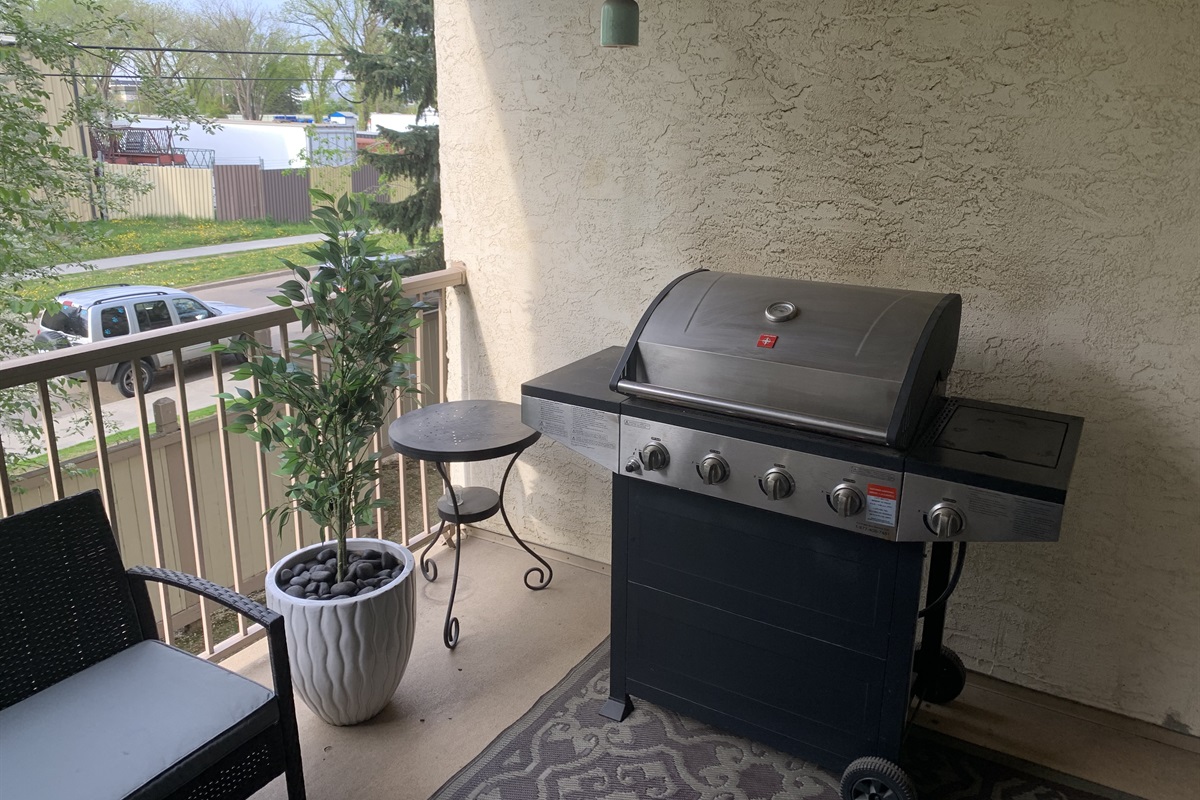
<box><xmin>344</xmin><ymin>0</ymin><xmax>441</xmax><ymax>270</ymax></box>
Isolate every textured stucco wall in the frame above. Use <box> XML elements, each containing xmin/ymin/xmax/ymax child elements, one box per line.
<box><xmin>436</xmin><ymin>0</ymin><xmax>1200</xmax><ymax>732</ymax></box>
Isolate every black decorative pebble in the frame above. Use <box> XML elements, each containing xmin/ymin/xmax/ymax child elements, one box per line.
<box><xmin>330</xmin><ymin>581</ymin><xmax>357</xmax><ymax>597</ymax></box>
<box><xmin>279</xmin><ymin>547</ymin><xmax>405</xmax><ymax>600</ymax></box>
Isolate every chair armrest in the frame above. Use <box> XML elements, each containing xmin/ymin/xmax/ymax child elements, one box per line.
<box><xmin>127</xmin><ymin>565</ymin><xmax>279</xmax><ymax>629</ymax></box>
<box><xmin>126</xmin><ymin>566</ymin><xmax>301</xmax><ymax>723</ymax></box>
<box><xmin>126</xmin><ymin>565</ymin><xmax>306</xmax><ymax>796</ymax></box>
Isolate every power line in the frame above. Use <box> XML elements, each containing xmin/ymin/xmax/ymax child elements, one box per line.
<box><xmin>71</xmin><ymin>43</ymin><xmax>349</xmax><ymax>58</ymax></box>
<box><xmin>42</xmin><ymin>72</ymin><xmax>356</xmax><ymax>83</ymax></box>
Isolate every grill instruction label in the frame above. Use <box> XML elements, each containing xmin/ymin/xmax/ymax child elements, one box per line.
<box><xmin>866</xmin><ymin>484</ymin><xmax>899</xmax><ymax>527</ymax></box>
<box><xmin>521</xmin><ymin>397</ymin><xmax>619</xmax><ymax>472</ymax></box>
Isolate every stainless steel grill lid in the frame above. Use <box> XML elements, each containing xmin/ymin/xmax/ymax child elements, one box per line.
<box><xmin>610</xmin><ymin>270</ymin><xmax>962</xmax><ymax>448</ymax></box>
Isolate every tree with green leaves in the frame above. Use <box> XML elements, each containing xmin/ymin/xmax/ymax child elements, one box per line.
<box><xmin>344</xmin><ymin>0</ymin><xmax>441</xmax><ymax>270</ymax></box>
<box><xmin>192</xmin><ymin>0</ymin><xmax>306</xmax><ymax>119</ymax></box>
<box><xmin>1</xmin><ymin>1</ymin><xmax>138</xmax><ymax>468</ymax></box>
<box><xmin>1</xmin><ymin>0</ymin><xmax>210</xmax><ymax>472</ymax></box>
<box><xmin>216</xmin><ymin>191</ymin><xmax>424</xmax><ymax>584</ymax></box>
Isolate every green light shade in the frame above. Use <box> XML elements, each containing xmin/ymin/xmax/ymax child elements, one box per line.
<box><xmin>601</xmin><ymin>0</ymin><xmax>639</xmax><ymax>48</ymax></box>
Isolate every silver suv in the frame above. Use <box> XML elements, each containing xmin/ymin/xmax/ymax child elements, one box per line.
<box><xmin>35</xmin><ymin>284</ymin><xmax>250</xmax><ymax>397</ymax></box>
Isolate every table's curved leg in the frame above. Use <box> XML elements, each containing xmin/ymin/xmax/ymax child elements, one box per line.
<box><xmin>434</xmin><ymin>461</ymin><xmax>462</xmax><ymax>649</ymax></box>
<box><xmin>420</xmin><ymin>519</ymin><xmax>443</xmax><ymax>582</ymax></box>
<box><xmin>499</xmin><ymin>450</ymin><xmax>553</xmax><ymax>591</ymax></box>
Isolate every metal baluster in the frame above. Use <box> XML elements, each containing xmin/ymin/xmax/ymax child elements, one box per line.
<box><xmin>174</xmin><ymin>347</ymin><xmax>213</xmax><ymax>655</ymax></box>
<box><xmin>0</xmin><ymin>437</ymin><xmax>13</xmax><ymax>517</ymax></box>
<box><xmin>132</xmin><ymin>362</ymin><xmax>173</xmax><ymax>646</ymax></box>
<box><xmin>36</xmin><ymin>380</ymin><xmax>65</xmax><ymax>501</ymax></box>
<box><xmin>212</xmin><ymin>350</ymin><xmax>247</xmax><ymax>637</ymax></box>
<box><xmin>85</xmin><ymin>368</ymin><xmax>118</xmax><ymax>541</ymax></box>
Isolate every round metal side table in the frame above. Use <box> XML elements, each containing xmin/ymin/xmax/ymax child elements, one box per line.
<box><xmin>388</xmin><ymin>400</ymin><xmax>552</xmax><ymax>649</ymax></box>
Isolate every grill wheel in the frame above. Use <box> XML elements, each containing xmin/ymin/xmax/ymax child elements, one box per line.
<box><xmin>840</xmin><ymin>756</ymin><xmax>917</xmax><ymax>800</ymax></box>
<box><xmin>916</xmin><ymin>645</ymin><xmax>967</xmax><ymax>705</ymax></box>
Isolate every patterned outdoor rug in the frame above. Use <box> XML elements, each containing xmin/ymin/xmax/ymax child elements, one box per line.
<box><xmin>430</xmin><ymin>639</ymin><xmax>1132</xmax><ymax>800</ymax></box>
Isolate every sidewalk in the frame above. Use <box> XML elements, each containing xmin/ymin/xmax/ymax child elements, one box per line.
<box><xmin>54</xmin><ymin>233</ymin><xmax>325</xmax><ymax>274</ymax></box>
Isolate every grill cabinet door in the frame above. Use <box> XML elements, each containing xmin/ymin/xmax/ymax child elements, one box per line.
<box><xmin>608</xmin><ymin>477</ymin><xmax>924</xmax><ymax>770</ymax></box>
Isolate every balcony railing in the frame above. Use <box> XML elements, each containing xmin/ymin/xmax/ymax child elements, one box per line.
<box><xmin>0</xmin><ymin>266</ymin><xmax>465</xmax><ymax>660</ymax></box>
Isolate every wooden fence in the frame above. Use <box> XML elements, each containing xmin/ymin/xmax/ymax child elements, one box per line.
<box><xmin>9</xmin><ymin>413</ymin><xmax>308</xmax><ymax>628</ymax></box>
<box><xmin>104</xmin><ymin>163</ymin><xmax>216</xmax><ymax>220</ymax></box>
<box><xmin>213</xmin><ymin>164</ymin><xmax>264</xmax><ymax>221</ymax></box>
<box><xmin>86</xmin><ymin>163</ymin><xmax>401</xmax><ymax>223</ymax></box>
<box><xmin>259</xmin><ymin>168</ymin><xmax>312</xmax><ymax>223</ymax></box>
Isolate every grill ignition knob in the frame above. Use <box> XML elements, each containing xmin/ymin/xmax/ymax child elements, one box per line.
<box><xmin>831</xmin><ymin>484</ymin><xmax>865</xmax><ymax>517</ymax></box>
<box><xmin>760</xmin><ymin>468</ymin><xmax>795</xmax><ymax>501</ymax></box>
<box><xmin>698</xmin><ymin>455</ymin><xmax>729</xmax><ymax>485</ymax></box>
<box><xmin>928</xmin><ymin>503</ymin><xmax>965</xmax><ymax>538</ymax></box>
<box><xmin>641</xmin><ymin>442</ymin><xmax>670</xmax><ymax>471</ymax></box>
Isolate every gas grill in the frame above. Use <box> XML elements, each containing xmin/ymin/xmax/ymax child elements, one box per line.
<box><xmin>520</xmin><ymin>270</ymin><xmax>1083</xmax><ymax>800</ymax></box>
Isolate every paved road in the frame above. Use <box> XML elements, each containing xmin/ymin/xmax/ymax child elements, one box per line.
<box><xmin>55</xmin><ymin>234</ymin><xmax>324</xmax><ymax>274</ymax></box>
<box><xmin>191</xmin><ymin>271</ymin><xmax>294</xmax><ymax>310</ymax></box>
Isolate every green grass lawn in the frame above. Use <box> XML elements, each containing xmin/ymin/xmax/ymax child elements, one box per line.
<box><xmin>50</xmin><ymin>217</ymin><xmax>317</xmax><ymax>265</ymax></box>
<box><xmin>19</xmin><ymin>232</ymin><xmax>424</xmax><ymax>304</ymax></box>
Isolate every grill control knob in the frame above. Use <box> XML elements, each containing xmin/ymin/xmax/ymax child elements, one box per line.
<box><xmin>698</xmin><ymin>455</ymin><xmax>729</xmax><ymax>485</ymax></box>
<box><xmin>641</xmin><ymin>442</ymin><xmax>670</xmax><ymax>471</ymax></box>
<box><xmin>760</xmin><ymin>468</ymin><xmax>795</xmax><ymax>501</ymax></box>
<box><xmin>928</xmin><ymin>503</ymin><xmax>965</xmax><ymax>538</ymax></box>
<box><xmin>831</xmin><ymin>484</ymin><xmax>865</xmax><ymax>517</ymax></box>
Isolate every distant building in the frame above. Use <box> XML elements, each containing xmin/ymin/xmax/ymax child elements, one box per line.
<box><xmin>368</xmin><ymin>111</ymin><xmax>439</xmax><ymax>134</ymax></box>
<box><xmin>125</xmin><ymin>117</ymin><xmax>357</xmax><ymax>169</ymax></box>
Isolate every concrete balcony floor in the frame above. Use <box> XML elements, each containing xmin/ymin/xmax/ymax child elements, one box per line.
<box><xmin>227</xmin><ymin>532</ymin><xmax>1199</xmax><ymax>800</ymax></box>
<box><xmin>227</xmin><ymin>531</ymin><xmax>612</xmax><ymax>800</ymax></box>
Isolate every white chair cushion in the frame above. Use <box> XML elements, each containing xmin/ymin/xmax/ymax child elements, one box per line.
<box><xmin>0</xmin><ymin>640</ymin><xmax>276</xmax><ymax>800</ymax></box>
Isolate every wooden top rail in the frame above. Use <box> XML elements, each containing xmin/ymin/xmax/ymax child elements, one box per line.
<box><xmin>0</xmin><ymin>266</ymin><xmax>466</xmax><ymax>392</ymax></box>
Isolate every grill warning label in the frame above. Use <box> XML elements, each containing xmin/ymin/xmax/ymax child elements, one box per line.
<box><xmin>866</xmin><ymin>484</ymin><xmax>898</xmax><ymax>527</ymax></box>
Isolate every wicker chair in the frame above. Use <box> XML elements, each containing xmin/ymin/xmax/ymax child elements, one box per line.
<box><xmin>0</xmin><ymin>490</ymin><xmax>306</xmax><ymax>800</ymax></box>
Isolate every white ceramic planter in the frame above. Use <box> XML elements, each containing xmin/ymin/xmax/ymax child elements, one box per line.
<box><xmin>265</xmin><ymin>538</ymin><xmax>416</xmax><ymax>726</ymax></box>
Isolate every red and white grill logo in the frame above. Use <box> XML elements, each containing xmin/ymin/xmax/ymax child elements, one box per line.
<box><xmin>757</xmin><ymin>334</ymin><xmax>778</xmax><ymax>348</ymax></box>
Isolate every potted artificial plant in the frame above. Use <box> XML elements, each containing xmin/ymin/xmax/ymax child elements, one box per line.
<box><xmin>217</xmin><ymin>190</ymin><xmax>423</xmax><ymax>726</ymax></box>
